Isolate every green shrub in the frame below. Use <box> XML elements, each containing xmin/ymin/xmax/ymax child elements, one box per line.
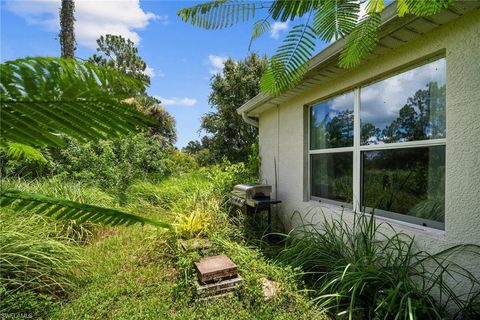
<box><xmin>278</xmin><ymin>212</ymin><xmax>480</xmax><ymax>319</ymax></box>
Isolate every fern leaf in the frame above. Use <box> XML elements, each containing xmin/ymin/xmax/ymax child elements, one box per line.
<box><xmin>397</xmin><ymin>0</ymin><xmax>453</xmax><ymax>17</ymax></box>
<box><xmin>0</xmin><ymin>190</ymin><xmax>174</xmax><ymax>230</ymax></box>
<box><xmin>177</xmin><ymin>0</ymin><xmax>262</xmax><ymax>30</ymax></box>
<box><xmin>366</xmin><ymin>0</ymin><xmax>385</xmax><ymax>14</ymax></box>
<box><xmin>313</xmin><ymin>0</ymin><xmax>360</xmax><ymax>41</ymax></box>
<box><xmin>0</xmin><ymin>57</ymin><xmax>155</xmax><ymax>148</ymax></box>
<box><xmin>339</xmin><ymin>13</ymin><xmax>381</xmax><ymax>69</ymax></box>
<box><xmin>269</xmin><ymin>0</ymin><xmax>320</xmax><ymax>22</ymax></box>
<box><xmin>260</xmin><ymin>24</ymin><xmax>317</xmax><ymax>96</ymax></box>
<box><xmin>249</xmin><ymin>19</ymin><xmax>271</xmax><ymax>50</ymax></box>
<box><xmin>0</xmin><ymin>142</ymin><xmax>47</xmax><ymax>164</ymax></box>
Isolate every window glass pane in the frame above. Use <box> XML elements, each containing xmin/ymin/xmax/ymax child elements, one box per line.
<box><xmin>311</xmin><ymin>152</ymin><xmax>353</xmax><ymax>203</ymax></box>
<box><xmin>310</xmin><ymin>92</ymin><xmax>354</xmax><ymax>149</ymax></box>
<box><xmin>362</xmin><ymin>146</ymin><xmax>445</xmax><ymax>224</ymax></box>
<box><xmin>360</xmin><ymin>58</ymin><xmax>446</xmax><ymax>145</ymax></box>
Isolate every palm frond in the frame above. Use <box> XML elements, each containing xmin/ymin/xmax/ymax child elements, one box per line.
<box><xmin>0</xmin><ymin>142</ymin><xmax>47</xmax><ymax>164</ymax></box>
<box><xmin>313</xmin><ymin>0</ymin><xmax>359</xmax><ymax>41</ymax></box>
<box><xmin>338</xmin><ymin>13</ymin><xmax>381</xmax><ymax>69</ymax></box>
<box><xmin>0</xmin><ymin>57</ymin><xmax>154</xmax><ymax>148</ymax></box>
<box><xmin>0</xmin><ymin>190</ymin><xmax>173</xmax><ymax>230</ymax></box>
<box><xmin>397</xmin><ymin>0</ymin><xmax>453</xmax><ymax>17</ymax></box>
<box><xmin>249</xmin><ymin>18</ymin><xmax>271</xmax><ymax>50</ymax></box>
<box><xmin>366</xmin><ymin>0</ymin><xmax>385</xmax><ymax>14</ymax></box>
<box><xmin>260</xmin><ymin>24</ymin><xmax>317</xmax><ymax>96</ymax></box>
<box><xmin>269</xmin><ymin>0</ymin><xmax>320</xmax><ymax>21</ymax></box>
<box><xmin>177</xmin><ymin>0</ymin><xmax>262</xmax><ymax>30</ymax></box>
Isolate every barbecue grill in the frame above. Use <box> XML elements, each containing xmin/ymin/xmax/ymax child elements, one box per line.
<box><xmin>230</xmin><ymin>184</ymin><xmax>281</xmax><ymax>231</ymax></box>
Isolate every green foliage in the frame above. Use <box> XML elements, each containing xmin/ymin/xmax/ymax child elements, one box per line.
<box><xmin>0</xmin><ymin>212</ymin><xmax>80</xmax><ymax>318</ymax></box>
<box><xmin>177</xmin><ymin>0</ymin><xmax>260</xmax><ymax>29</ymax></box>
<box><xmin>260</xmin><ymin>24</ymin><xmax>317</xmax><ymax>95</ymax></box>
<box><xmin>49</xmin><ymin>134</ymin><xmax>170</xmax><ymax>204</ymax></box>
<box><xmin>178</xmin><ymin>0</ymin><xmax>457</xmax><ymax>96</ymax></box>
<box><xmin>0</xmin><ymin>189</ymin><xmax>173</xmax><ymax>230</ymax></box>
<box><xmin>0</xmin><ymin>142</ymin><xmax>47</xmax><ymax>164</ymax></box>
<box><xmin>185</xmin><ymin>53</ymin><xmax>266</xmax><ymax>165</ymax></box>
<box><xmin>278</xmin><ymin>212</ymin><xmax>480</xmax><ymax>319</ymax></box>
<box><xmin>338</xmin><ymin>13</ymin><xmax>381</xmax><ymax>68</ymax></box>
<box><xmin>89</xmin><ymin>34</ymin><xmax>150</xmax><ymax>84</ymax></box>
<box><xmin>0</xmin><ymin>57</ymin><xmax>151</xmax><ymax>149</ymax></box>
<box><xmin>88</xmin><ymin>35</ymin><xmax>177</xmax><ymax>146</ymax></box>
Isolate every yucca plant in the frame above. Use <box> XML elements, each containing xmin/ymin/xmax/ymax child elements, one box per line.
<box><xmin>277</xmin><ymin>212</ymin><xmax>480</xmax><ymax>319</ymax></box>
<box><xmin>0</xmin><ymin>57</ymin><xmax>173</xmax><ymax>230</ymax></box>
<box><xmin>178</xmin><ymin>0</ymin><xmax>455</xmax><ymax>96</ymax></box>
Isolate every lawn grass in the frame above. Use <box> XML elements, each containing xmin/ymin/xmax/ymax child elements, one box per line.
<box><xmin>35</xmin><ymin>173</ymin><xmax>326</xmax><ymax>320</ymax></box>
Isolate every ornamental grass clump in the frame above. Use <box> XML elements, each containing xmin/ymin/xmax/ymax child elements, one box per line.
<box><xmin>0</xmin><ymin>213</ymin><xmax>81</xmax><ymax>295</ymax></box>
<box><xmin>277</xmin><ymin>212</ymin><xmax>480</xmax><ymax>319</ymax></box>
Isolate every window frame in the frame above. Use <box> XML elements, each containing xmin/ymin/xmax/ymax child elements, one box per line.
<box><xmin>307</xmin><ymin>57</ymin><xmax>447</xmax><ymax>230</ymax></box>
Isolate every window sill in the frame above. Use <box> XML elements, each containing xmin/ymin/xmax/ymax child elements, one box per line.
<box><xmin>306</xmin><ymin>200</ymin><xmax>446</xmax><ymax>240</ymax></box>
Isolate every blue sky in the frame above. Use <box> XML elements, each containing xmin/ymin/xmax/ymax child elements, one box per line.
<box><xmin>1</xmin><ymin>0</ymin><xmax>327</xmax><ymax>148</ymax></box>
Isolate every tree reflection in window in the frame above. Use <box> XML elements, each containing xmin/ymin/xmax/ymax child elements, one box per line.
<box><xmin>310</xmin><ymin>92</ymin><xmax>354</xmax><ymax>149</ymax></box>
<box><xmin>361</xmin><ymin>58</ymin><xmax>446</xmax><ymax>145</ymax></box>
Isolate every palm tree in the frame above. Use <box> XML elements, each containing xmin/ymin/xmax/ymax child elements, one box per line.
<box><xmin>0</xmin><ymin>57</ymin><xmax>172</xmax><ymax>230</ymax></box>
<box><xmin>60</xmin><ymin>0</ymin><xmax>76</xmax><ymax>58</ymax></box>
<box><xmin>177</xmin><ymin>0</ymin><xmax>454</xmax><ymax>96</ymax></box>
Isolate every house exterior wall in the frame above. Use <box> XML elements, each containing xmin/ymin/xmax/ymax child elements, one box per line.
<box><xmin>258</xmin><ymin>9</ymin><xmax>480</xmax><ymax>263</ymax></box>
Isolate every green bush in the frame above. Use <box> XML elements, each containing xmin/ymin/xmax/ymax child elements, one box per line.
<box><xmin>49</xmin><ymin>134</ymin><xmax>171</xmax><ymax>204</ymax></box>
<box><xmin>278</xmin><ymin>212</ymin><xmax>480</xmax><ymax>319</ymax></box>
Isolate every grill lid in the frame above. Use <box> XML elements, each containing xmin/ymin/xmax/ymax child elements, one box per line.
<box><xmin>232</xmin><ymin>184</ymin><xmax>272</xmax><ymax>199</ymax></box>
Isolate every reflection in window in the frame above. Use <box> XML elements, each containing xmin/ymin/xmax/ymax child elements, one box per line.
<box><xmin>360</xmin><ymin>58</ymin><xmax>446</xmax><ymax>145</ymax></box>
<box><xmin>311</xmin><ymin>153</ymin><xmax>353</xmax><ymax>203</ymax></box>
<box><xmin>362</xmin><ymin>146</ymin><xmax>445</xmax><ymax>223</ymax></box>
<box><xmin>310</xmin><ymin>92</ymin><xmax>354</xmax><ymax>149</ymax></box>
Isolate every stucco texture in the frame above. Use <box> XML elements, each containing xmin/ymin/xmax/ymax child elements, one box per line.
<box><xmin>257</xmin><ymin>9</ymin><xmax>480</xmax><ymax>276</ymax></box>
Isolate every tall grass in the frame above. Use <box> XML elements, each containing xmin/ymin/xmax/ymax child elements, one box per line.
<box><xmin>2</xmin><ymin>176</ymin><xmax>115</xmax><ymax>242</ymax></box>
<box><xmin>278</xmin><ymin>212</ymin><xmax>480</xmax><ymax>319</ymax></box>
<box><xmin>0</xmin><ymin>212</ymin><xmax>81</xmax><ymax>316</ymax></box>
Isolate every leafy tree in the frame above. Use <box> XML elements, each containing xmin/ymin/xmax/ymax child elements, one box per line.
<box><xmin>89</xmin><ymin>35</ymin><xmax>177</xmax><ymax>146</ymax></box>
<box><xmin>188</xmin><ymin>53</ymin><xmax>267</xmax><ymax>164</ymax></box>
<box><xmin>178</xmin><ymin>0</ymin><xmax>455</xmax><ymax>96</ymax></box>
<box><xmin>0</xmin><ymin>57</ymin><xmax>172</xmax><ymax>230</ymax></box>
<box><xmin>89</xmin><ymin>34</ymin><xmax>150</xmax><ymax>84</ymax></box>
<box><xmin>59</xmin><ymin>0</ymin><xmax>75</xmax><ymax>58</ymax></box>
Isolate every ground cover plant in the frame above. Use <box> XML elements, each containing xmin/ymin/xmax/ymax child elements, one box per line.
<box><xmin>0</xmin><ymin>163</ymin><xmax>326</xmax><ymax>319</ymax></box>
<box><xmin>277</xmin><ymin>211</ymin><xmax>480</xmax><ymax>319</ymax></box>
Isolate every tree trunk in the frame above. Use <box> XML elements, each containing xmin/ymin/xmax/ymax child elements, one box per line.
<box><xmin>59</xmin><ymin>0</ymin><xmax>75</xmax><ymax>58</ymax></box>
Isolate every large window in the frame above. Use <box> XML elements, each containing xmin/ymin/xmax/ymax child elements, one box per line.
<box><xmin>309</xmin><ymin>57</ymin><xmax>446</xmax><ymax>229</ymax></box>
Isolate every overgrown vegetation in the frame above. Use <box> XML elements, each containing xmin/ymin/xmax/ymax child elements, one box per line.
<box><xmin>0</xmin><ymin>162</ymin><xmax>324</xmax><ymax>319</ymax></box>
<box><xmin>277</xmin><ymin>211</ymin><xmax>480</xmax><ymax>319</ymax></box>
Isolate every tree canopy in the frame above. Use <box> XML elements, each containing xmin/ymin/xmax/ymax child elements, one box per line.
<box><xmin>184</xmin><ymin>53</ymin><xmax>267</xmax><ymax>164</ymax></box>
<box><xmin>89</xmin><ymin>34</ymin><xmax>150</xmax><ymax>84</ymax></box>
<box><xmin>89</xmin><ymin>34</ymin><xmax>177</xmax><ymax>146</ymax></box>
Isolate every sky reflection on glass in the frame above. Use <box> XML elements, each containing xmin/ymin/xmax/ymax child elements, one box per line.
<box><xmin>310</xmin><ymin>91</ymin><xmax>354</xmax><ymax>149</ymax></box>
<box><xmin>360</xmin><ymin>58</ymin><xmax>446</xmax><ymax>145</ymax></box>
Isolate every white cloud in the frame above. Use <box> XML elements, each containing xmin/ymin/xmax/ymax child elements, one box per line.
<box><xmin>208</xmin><ymin>54</ymin><xmax>227</xmax><ymax>75</ymax></box>
<box><xmin>5</xmin><ymin>0</ymin><xmax>159</xmax><ymax>49</ymax></box>
<box><xmin>270</xmin><ymin>22</ymin><xmax>288</xmax><ymax>39</ymax></box>
<box><xmin>360</xmin><ymin>59</ymin><xmax>446</xmax><ymax>129</ymax></box>
<box><xmin>156</xmin><ymin>96</ymin><xmax>198</xmax><ymax>107</ymax></box>
<box><xmin>143</xmin><ymin>66</ymin><xmax>164</xmax><ymax>78</ymax></box>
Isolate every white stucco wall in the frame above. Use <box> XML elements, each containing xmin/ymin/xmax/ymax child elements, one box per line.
<box><xmin>258</xmin><ymin>9</ymin><xmax>480</xmax><ymax>270</ymax></box>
